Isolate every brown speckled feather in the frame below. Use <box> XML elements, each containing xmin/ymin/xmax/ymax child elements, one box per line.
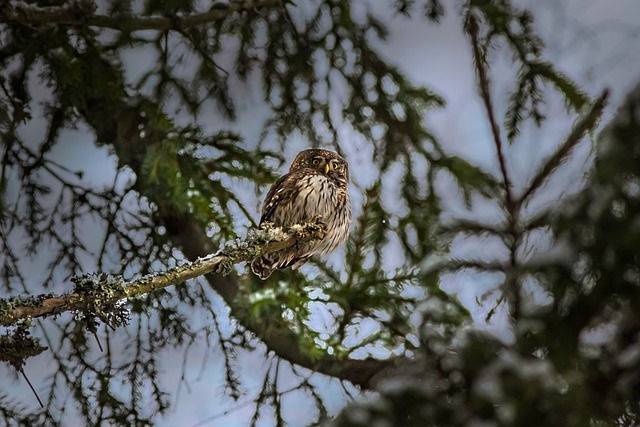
<box><xmin>251</xmin><ymin>149</ymin><xmax>351</xmax><ymax>279</ymax></box>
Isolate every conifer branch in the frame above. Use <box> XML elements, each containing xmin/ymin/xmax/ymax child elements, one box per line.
<box><xmin>466</xmin><ymin>15</ymin><xmax>515</xmax><ymax>210</ymax></box>
<box><xmin>467</xmin><ymin>15</ymin><xmax>522</xmax><ymax>320</ymax></box>
<box><xmin>517</xmin><ymin>90</ymin><xmax>609</xmax><ymax>208</ymax></box>
<box><xmin>0</xmin><ymin>221</ymin><xmax>324</xmax><ymax>327</ymax></box>
<box><xmin>0</xmin><ymin>0</ymin><xmax>282</xmax><ymax>31</ymax></box>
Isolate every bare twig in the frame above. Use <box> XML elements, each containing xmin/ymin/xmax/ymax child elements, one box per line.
<box><xmin>20</xmin><ymin>369</ymin><xmax>44</xmax><ymax>408</ymax></box>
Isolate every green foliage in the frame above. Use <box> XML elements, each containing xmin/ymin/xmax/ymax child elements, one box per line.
<box><xmin>436</xmin><ymin>155</ymin><xmax>501</xmax><ymax>206</ymax></box>
<box><xmin>0</xmin><ymin>0</ymin><xmax>632</xmax><ymax>426</ymax></box>
<box><xmin>465</xmin><ymin>0</ymin><xmax>589</xmax><ymax>142</ymax></box>
<box><xmin>0</xmin><ymin>326</ymin><xmax>46</xmax><ymax>370</ymax></box>
<box><xmin>395</xmin><ymin>0</ymin><xmax>445</xmax><ymax>21</ymax></box>
<box><xmin>330</xmin><ymin>82</ymin><xmax>640</xmax><ymax>427</ymax></box>
<box><xmin>536</xmin><ymin>85</ymin><xmax>640</xmax><ymax>420</ymax></box>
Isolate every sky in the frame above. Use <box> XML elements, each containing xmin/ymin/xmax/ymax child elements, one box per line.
<box><xmin>4</xmin><ymin>0</ymin><xmax>640</xmax><ymax>425</ymax></box>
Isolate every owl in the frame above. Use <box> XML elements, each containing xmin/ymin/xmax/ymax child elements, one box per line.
<box><xmin>251</xmin><ymin>149</ymin><xmax>352</xmax><ymax>279</ymax></box>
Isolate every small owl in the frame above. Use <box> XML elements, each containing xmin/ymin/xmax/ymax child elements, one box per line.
<box><xmin>251</xmin><ymin>149</ymin><xmax>352</xmax><ymax>279</ymax></box>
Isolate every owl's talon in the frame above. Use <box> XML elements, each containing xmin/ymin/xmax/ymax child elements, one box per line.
<box><xmin>292</xmin><ymin>222</ymin><xmax>325</xmax><ymax>242</ymax></box>
<box><xmin>312</xmin><ymin>215</ymin><xmax>325</xmax><ymax>226</ymax></box>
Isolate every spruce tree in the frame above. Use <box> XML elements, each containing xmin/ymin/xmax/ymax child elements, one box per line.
<box><xmin>1</xmin><ymin>1</ymin><xmax>638</xmax><ymax>425</ymax></box>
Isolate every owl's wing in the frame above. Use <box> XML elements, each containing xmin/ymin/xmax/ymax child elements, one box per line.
<box><xmin>259</xmin><ymin>171</ymin><xmax>302</xmax><ymax>224</ymax></box>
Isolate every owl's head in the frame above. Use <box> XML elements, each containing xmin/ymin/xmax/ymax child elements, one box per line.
<box><xmin>290</xmin><ymin>149</ymin><xmax>349</xmax><ymax>185</ymax></box>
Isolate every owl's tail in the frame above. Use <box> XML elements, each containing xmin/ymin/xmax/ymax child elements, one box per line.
<box><xmin>251</xmin><ymin>253</ymin><xmax>311</xmax><ymax>280</ymax></box>
<box><xmin>251</xmin><ymin>255</ymin><xmax>277</xmax><ymax>280</ymax></box>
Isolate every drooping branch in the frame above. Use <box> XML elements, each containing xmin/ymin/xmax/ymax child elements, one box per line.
<box><xmin>0</xmin><ymin>0</ymin><xmax>282</xmax><ymax>31</ymax></box>
<box><xmin>0</xmin><ymin>221</ymin><xmax>324</xmax><ymax>327</ymax></box>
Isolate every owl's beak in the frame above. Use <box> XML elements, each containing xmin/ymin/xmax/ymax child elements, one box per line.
<box><xmin>324</xmin><ymin>164</ymin><xmax>330</xmax><ymax>174</ymax></box>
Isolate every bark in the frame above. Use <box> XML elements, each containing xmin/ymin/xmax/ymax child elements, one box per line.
<box><xmin>0</xmin><ymin>0</ymin><xmax>282</xmax><ymax>31</ymax></box>
<box><xmin>0</xmin><ymin>221</ymin><xmax>322</xmax><ymax>326</ymax></box>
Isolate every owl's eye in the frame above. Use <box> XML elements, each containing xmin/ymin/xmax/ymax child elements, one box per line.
<box><xmin>312</xmin><ymin>159</ymin><xmax>320</xmax><ymax>166</ymax></box>
<box><xmin>332</xmin><ymin>162</ymin><xmax>339</xmax><ymax>170</ymax></box>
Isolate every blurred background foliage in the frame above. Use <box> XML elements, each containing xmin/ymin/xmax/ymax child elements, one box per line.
<box><xmin>0</xmin><ymin>0</ymin><xmax>639</xmax><ymax>426</ymax></box>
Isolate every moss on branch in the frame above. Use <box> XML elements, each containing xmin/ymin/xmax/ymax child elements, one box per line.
<box><xmin>0</xmin><ymin>221</ymin><xmax>325</xmax><ymax>327</ymax></box>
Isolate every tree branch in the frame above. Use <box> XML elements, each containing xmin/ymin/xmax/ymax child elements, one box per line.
<box><xmin>0</xmin><ymin>221</ymin><xmax>324</xmax><ymax>326</ymax></box>
<box><xmin>0</xmin><ymin>0</ymin><xmax>282</xmax><ymax>31</ymax></box>
<box><xmin>0</xmin><ymin>18</ymin><xmax>397</xmax><ymax>388</ymax></box>
<box><xmin>466</xmin><ymin>15</ymin><xmax>515</xmax><ymax>210</ymax></box>
<box><xmin>516</xmin><ymin>90</ymin><xmax>609</xmax><ymax>209</ymax></box>
<box><xmin>466</xmin><ymin>15</ymin><xmax>522</xmax><ymax>320</ymax></box>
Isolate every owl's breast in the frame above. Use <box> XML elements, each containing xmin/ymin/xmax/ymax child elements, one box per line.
<box><xmin>261</xmin><ymin>169</ymin><xmax>351</xmax><ymax>262</ymax></box>
<box><xmin>289</xmin><ymin>174</ymin><xmax>343</xmax><ymax>220</ymax></box>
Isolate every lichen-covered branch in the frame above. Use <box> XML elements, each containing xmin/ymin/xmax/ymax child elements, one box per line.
<box><xmin>0</xmin><ymin>221</ymin><xmax>324</xmax><ymax>327</ymax></box>
<box><xmin>0</xmin><ymin>0</ymin><xmax>282</xmax><ymax>31</ymax></box>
